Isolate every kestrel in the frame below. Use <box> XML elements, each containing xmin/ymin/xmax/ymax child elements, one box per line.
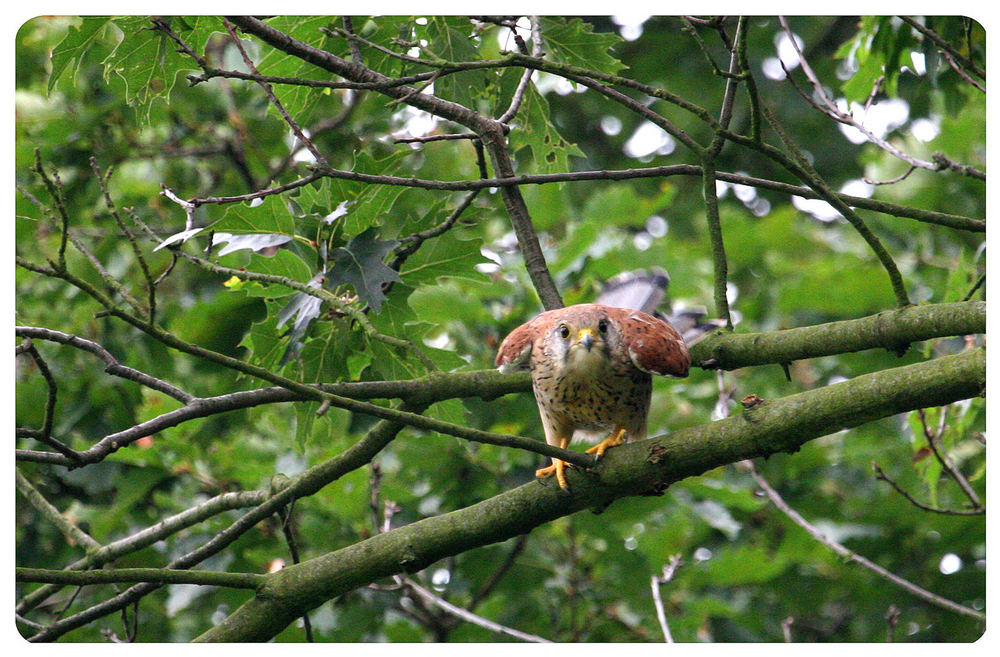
<box><xmin>496</xmin><ymin>303</ymin><xmax>691</xmax><ymax>489</ymax></box>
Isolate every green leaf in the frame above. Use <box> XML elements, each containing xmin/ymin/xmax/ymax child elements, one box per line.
<box><xmin>297</xmin><ymin>318</ymin><xmax>357</xmax><ymax>383</ymax></box>
<box><xmin>324</xmin><ymin>228</ymin><xmax>400</xmax><ymax>312</ymax></box>
<box><xmin>398</xmin><ymin>231</ymin><xmax>487</xmax><ymax>285</ymax></box>
<box><xmin>838</xmin><ymin>16</ymin><xmax>913</xmax><ymax>102</ymax></box>
<box><xmin>539</xmin><ymin>17</ymin><xmax>625</xmax><ymax>75</ymax></box>
<box><xmin>100</xmin><ymin>17</ymin><xmax>188</xmax><ymax>125</ymax></box>
<box><xmin>239</xmin><ymin>313</ymin><xmax>287</xmax><ymax>372</ymax></box>
<box><xmin>214</xmin><ymin>197</ymin><xmax>297</xmax><ymax>237</ymax></box>
<box><xmin>508</xmin><ymin>83</ymin><xmax>585</xmax><ymax>175</ymax></box>
<box><xmin>425</xmin><ymin>18</ymin><xmax>492</xmax><ymax>110</ymax></box>
<box><xmin>699</xmin><ymin>543</ymin><xmax>788</xmax><ymax>586</ymax></box>
<box><xmin>242</xmin><ymin>250</ymin><xmax>315</xmax><ymax>298</ymax></box>
<box><xmin>48</xmin><ymin>17</ymin><xmax>112</xmax><ymax>92</ymax></box>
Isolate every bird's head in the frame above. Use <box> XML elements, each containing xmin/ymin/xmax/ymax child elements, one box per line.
<box><xmin>550</xmin><ymin>311</ymin><xmax>617</xmax><ymax>375</ymax></box>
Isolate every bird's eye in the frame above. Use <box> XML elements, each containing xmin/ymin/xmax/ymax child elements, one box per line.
<box><xmin>598</xmin><ymin>319</ymin><xmax>608</xmax><ymax>334</ymax></box>
<box><xmin>558</xmin><ymin>324</ymin><xmax>570</xmax><ymax>339</ymax></box>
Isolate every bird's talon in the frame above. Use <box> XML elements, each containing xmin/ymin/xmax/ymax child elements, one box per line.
<box><xmin>536</xmin><ymin>458</ymin><xmax>570</xmax><ymax>489</ymax></box>
<box><xmin>586</xmin><ymin>428</ymin><xmax>628</xmax><ymax>461</ymax></box>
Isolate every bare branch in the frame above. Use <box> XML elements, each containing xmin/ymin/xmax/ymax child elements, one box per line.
<box><xmin>872</xmin><ymin>462</ymin><xmax>984</xmax><ymax>515</ymax></box>
<box><xmin>650</xmin><ymin>554</ymin><xmax>682</xmax><ymax>642</ymax></box>
<box><xmin>222</xmin><ymin>19</ymin><xmax>327</xmax><ymax>167</ymax></box>
<box><xmin>746</xmin><ymin>460</ymin><xmax>984</xmax><ymax>621</ymax></box>
<box><xmin>398</xmin><ymin>576</ymin><xmax>552</xmax><ymax>643</ymax></box>
<box><xmin>15</xmin><ymin>470</ymin><xmax>102</xmax><ymax>553</ymax></box>
<box><xmin>17</xmin><ymin>567</ymin><xmax>264</xmax><ymax>590</ymax></box>
<box><xmin>16</xmin><ymin>326</ymin><xmax>194</xmax><ymax>404</ymax></box>
<box><xmin>918</xmin><ymin>408</ymin><xmax>983</xmax><ymax>509</ymax></box>
<box><xmin>778</xmin><ymin>17</ymin><xmax>984</xmax><ymax>182</ymax></box>
<box><xmin>17</xmin><ymin>490</ymin><xmax>268</xmax><ymax>615</ymax></box>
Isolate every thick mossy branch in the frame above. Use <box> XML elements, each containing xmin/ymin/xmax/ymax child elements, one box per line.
<box><xmin>196</xmin><ymin>347</ymin><xmax>985</xmax><ymax>642</ymax></box>
<box><xmin>690</xmin><ymin>301</ymin><xmax>985</xmax><ymax>370</ymax></box>
<box><xmin>16</xmin><ymin>302</ymin><xmax>982</xmax><ymax>468</ymax></box>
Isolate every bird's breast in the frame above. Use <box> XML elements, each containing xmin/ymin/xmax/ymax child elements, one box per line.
<box><xmin>531</xmin><ymin>359</ymin><xmax>652</xmax><ymax>431</ymax></box>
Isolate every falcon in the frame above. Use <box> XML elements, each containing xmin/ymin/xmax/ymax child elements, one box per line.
<box><xmin>495</xmin><ymin>303</ymin><xmax>691</xmax><ymax>489</ymax></box>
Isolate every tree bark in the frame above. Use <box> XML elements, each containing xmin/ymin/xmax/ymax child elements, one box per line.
<box><xmin>196</xmin><ymin>347</ymin><xmax>985</xmax><ymax>641</ymax></box>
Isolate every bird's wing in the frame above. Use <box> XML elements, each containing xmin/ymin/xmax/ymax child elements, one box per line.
<box><xmin>495</xmin><ymin>318</ymin><xmax>538</xmax><ymax>373</ymax></box>
<box><xmin>615</xmin><ymin>309</ymin><xmax>691</xmax><ymax>377</ymax></box>
<box><xmin>595</xmin><ymin>268</ymin><xmax>670</xmax><ymax>315</ymax></box>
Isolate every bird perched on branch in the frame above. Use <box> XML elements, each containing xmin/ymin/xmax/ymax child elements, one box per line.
<box><xmin>495</xmin><ymin>276</ymin><xmax>692</xmax><ymax>489</ymax></box>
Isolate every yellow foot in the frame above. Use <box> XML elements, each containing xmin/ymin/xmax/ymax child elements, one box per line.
<box><xmin>586</xmin><ymin>428</ymin><xmax>628</xmax><ymax>460</ymax></box>
<box><xmin>536</xmin><ymin>458</ymin><xmax>569</xmax><ymax>489</ymax></box>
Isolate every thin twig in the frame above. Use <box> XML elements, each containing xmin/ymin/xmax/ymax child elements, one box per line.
<box><xmin>66</xmin><ymin>231</ymin><xmax>147</xmax><ymax>315</ymax></box>
<box><xmin>398</xmin><ymin>576</ymin><xmax>551</xmax><ymax>643</ymax></box>
<box><xmin>650</xmin><ymin>554</ymin><xmax>682</xmax><ymax>642</ymax></box>
<box><xmin>918</xmin><ymin>408</ymin><xmax>983</xmax><ymax>509</ymax></box>
<box><xmin>466</xmin><ymin>534</ymin><xmax>529</xmax><ymax>611</ymax></box>
<box><xmin>873</xmin><ymin>462</ymin><xmax>984</xmax><ymax>515</ymax></box>
<box><xmin>222</xmin><ymin>19</ymin><xmax>327</xmax><ymax>167</ymax></box>
<box><xmin>746</xmin><ymin>460</ymin><xmax>984</xmax><ymax>621</ymax></box>
<box><xmin>962</xmin><ymin>274</ymin><xmax>985</xmax><ymax>302</ymax></box>
<box><xmin>778</xmin><ymin>17</ymin><xmax>984</xmax><ymax>182</ymax></box>
<box><xmin>90</xmin><ymin>156</ymin><xmax>157</xmax><ymax>320</ymax></box>
<box><xmin>17</xmin><ymin>490</ymin><xmax>268</xmax><ymax>615</ymax></box>
<box><xmin>278</xmin><ymin>504</ymin><xmax>313</xmax><ymax>642</ymax></box>
<box><xmin>781</xmin><ymin>616</ymin><xmax>794</xmax><ymax>642</ymax></box>
<box><xmin>15</xmin><ymin>338</ymin><xmax>78</xmax><ymax>461</ymax></box>
<box><xmin>15</xmin><ymin>470</ymin><xmax>102</xmax><ymax>553</ymax></box>
<box><xmin>864</xmin><ymin>165</ymin><xmax>917</xmax><ymax>186</ymax></box>
<box><xmin>940</xmin><ymin>49</ymin><xmax>985</xmax><ymax>93</ymax></box>
<box><xmin>393</xmin><ymin>133</ymin><xmax>479</xmax><ymax>144</ymax></box>
<box><xmin>495</xmin><ymin>16</ymin><xmax>538</xmax><ymax>123</ymax></box>
<box><xmin>898</xmin><ymin>16</ymin><xmax>984</xmax><ymax>80</ymax></box>
<box><xmin>16</xmin><ymin>326</ymin><xmax>194</xmax><ymax>404</ymax></box>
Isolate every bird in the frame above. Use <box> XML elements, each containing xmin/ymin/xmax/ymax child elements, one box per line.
<box><xmin>595</xmin><ymin>268</ymin><xmax>725</xmax><ymax>344</ymax></box>
<box><xmin>495</xmin><ymin>302</ymin><xmax>691</xmax><ymax>489</ymax></box>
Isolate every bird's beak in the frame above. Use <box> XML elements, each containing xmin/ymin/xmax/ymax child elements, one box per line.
<box><xmin>575</xmin><ymin>328</ymin><xmax>595</xmax><ymax>351</ymax></box>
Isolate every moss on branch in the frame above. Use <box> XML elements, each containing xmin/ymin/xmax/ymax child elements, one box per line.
<box><xmin>690</xmin><ymin>301</ymin><xmax>985</xmax><ymax>370</ymax></box>
<box><xmin>196</xmin><ymin>347</ymin><xmax>985</xmax><ymax>642</ymax></box>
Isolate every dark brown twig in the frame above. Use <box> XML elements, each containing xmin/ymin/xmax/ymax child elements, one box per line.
<box><xmin>873</xmin><ymin>462</ymin><xmax>984</xmax><ymax>515</ymax></box>
<box><xmin>746</xmin><ymin>460</ymin><xmax>983</xmax><ymax>621</ymax></box>
<box><xmin>918</xmin><ymin>408</ymin><xmax>983</xmax><ymax>509</ymax></box>
<box><xmin>278</xmin><ymin>504</ymin><xmax>314</xmax><ymax>642</ymax></box>
<box><xmin>898</xmin><ymin>16</ymin><xmax>984</xmax><ymax>80</ymax></box>
<box><xmin>222</xmin><ymin>19</ymin><xmax>327</xmax><ymax>167</ymax></box>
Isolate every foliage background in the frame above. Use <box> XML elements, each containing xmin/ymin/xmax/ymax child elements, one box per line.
<box><xmin>15</xmin><ymin>15</ymin><xmax>985</xmax><ymax>642</ymax></box>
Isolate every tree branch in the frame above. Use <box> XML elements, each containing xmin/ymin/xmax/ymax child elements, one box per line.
<box><xmin>180</xmin><ymin>164</ymin><xmax>984</xmax><ymax>232</ymax></box>
<box><xmin>15</xmin><ymin>470</ymin><xmax>102</xmax><ymax>553</ymax></box>
<box><xmin>17</xmin><ymin>301</ymin><xmax>982</xmax><ymax>468</ymax></box>
<box><xmin>195</xmin><ymin>347</ymin><xmax>985</xmax><ymax>641</ymax></box>
<box><xmin>690</xmin><ymin>300</ymin><xmax>984</xmax><ymax>370</ymax></box>
<box><xmin>15</xmin><ymin>326</ymin><xmax>194</xmax><ymax>404</ymax></box>
<box><xmin>17</xmin><ymin>490</ymin><xmax>268</xmax><ymax>615</ymax></box>
<box><xmin>223</xmin><ymin>15</ymin><xmax>563</xmax><ymax>311</ymax></box>
<box><xmin>17</xmin><ymin>567</ymin><xmax>264</xmax><ymax>590</ymax></box>
<box><xmin>748</xmin><ymin>461</ymin><xmax>984</xmax><ymax>621</ymax></box>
